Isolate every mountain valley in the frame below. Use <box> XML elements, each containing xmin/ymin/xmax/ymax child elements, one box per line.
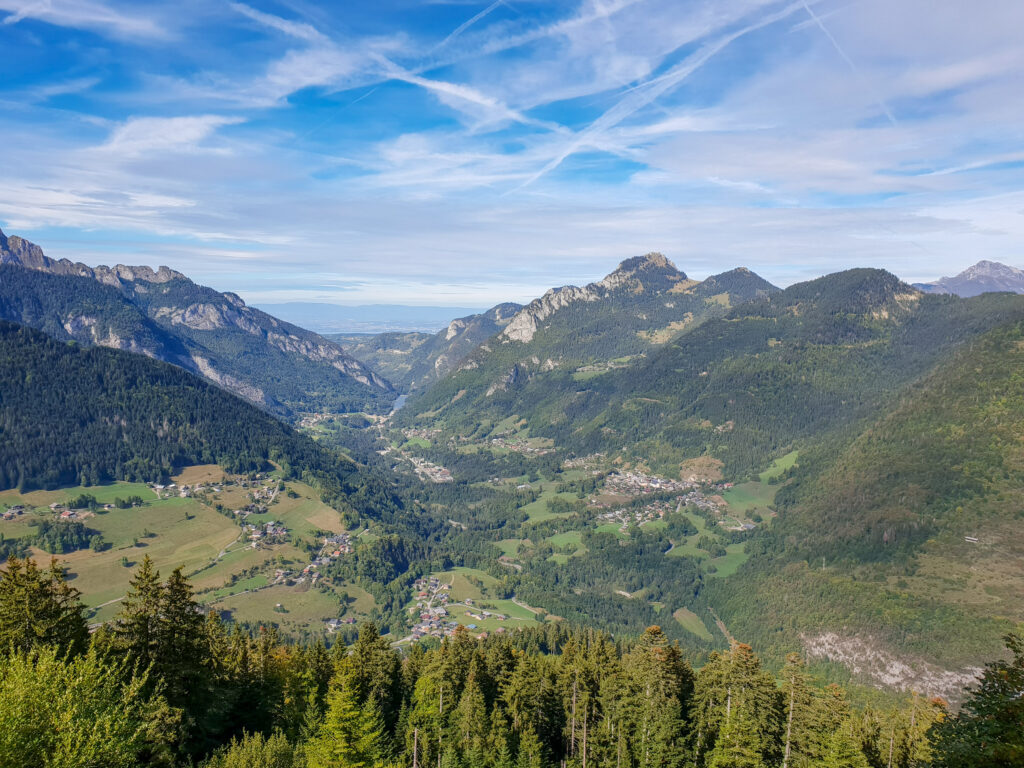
<box><xmin>2</xmin><ymin>235</ymin><xmax>1024</xmax><ymax>709</ymax></box>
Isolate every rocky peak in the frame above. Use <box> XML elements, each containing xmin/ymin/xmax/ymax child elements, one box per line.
<box><xmin>598</xmin><ymin>252</ymin><xmax>684</xmax><ymax>291</ymax></box>
<box><xmin>501</xmin><ymin>252</ymin><xmax>688</xmax><ymax>344</ymax></box>
<box><xmin>0</xmin><ymin>226</ymin><xmax>186</xmax><ymax>286</ymax></box>
<box><xmin>960</xmin><ymin>260</ymin><xmax>1024</xmax><ymax>281</ymax></box>
<box><xmin>913</xmin><ymin>259</ymin><xmax>1024</xmax><ymax>297</ymax></box>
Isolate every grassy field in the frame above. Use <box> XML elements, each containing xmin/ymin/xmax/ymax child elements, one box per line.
<box><xmin>495</xmin><ymin>538</ymin><xmax>528</xmax><ymax>557</ymax></box>
<box><xmin>759</xmin><ymin>450</ymin><xmax>798</xmax><ymax>482</ymax></box>
<box><xmin>596</xmin><ymin>522</ymin><xmax>629</xmax><ymax>538</ymax></box>
<box><xmin>547</xmin><ymin>530</ymin><xmax>584</xmax><ymax>548</ymax></box>
<box><xmin>402</xmin><ymin>437</ymin><xmax>431</xmax><ymax>450</ymax></box>
<box><xmin>519</xmin><ymin>487</ymin><xmax>578</xmax><ymax>523</ymax></box>
<box><xmin>664</xmin><ymin>513</ymin><xmax>749</xmax><ymax>577</ymax></box>
<box><xmin>720</xmin><ymin>481</ymin><xmax>776</xmax><ymax>517</ymax></box>
<box><xmin>666</xmin><ymin>513</ymin><xmax>713</xmax><ymax>558</ymax></box>
<box><xmin>212</xmin><ymin>583</ymin><xmax>340</xmax><ymax>626</ymax></box>
<box><xmin>707</xmin><ymin>543</ymin><xmax>748</xmax><ymax>578</ymax></box>
<box><xmin>673</xmin><ymin>607</ymin><xmax>713</xmax><ymax>640</ymax></box>
<box><xmin>3</xmin><ymin>465</ymin><xmax>369</xmax><ymax>634</ymax></box>
<box><xmin>1</xmin><ymin>481</ymin><xmax>157</xmax><ymax>509</ymax></box>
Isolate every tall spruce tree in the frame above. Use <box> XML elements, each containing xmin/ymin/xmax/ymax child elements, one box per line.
<box><xmin>0</xmin><ymin>556</ymin><xmax>87</xmax><ymax>656</ymax></box>
<box><xmin>307</xmin><ymin>674</ymin><xmax>388</xmax><ymax>768</ymax></box>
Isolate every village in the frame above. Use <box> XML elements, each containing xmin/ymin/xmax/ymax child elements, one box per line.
<box><xmin>602</xmin><ymin>470</ymin><xmax>697</xmax><ymax>496</ymax></box>
<box><xmin>590</xmin><ymin>470</ymin><xmax>733</xmax><ymax>532</ymax></box>
<box><xmin>485</xmin><ymin>434</ymin><xmax>554</xmax><ymax>455</ymax></box>
<box><xmin>406</xmin><ymin>575</ymin><xmax>510</xmax><ymax>642</ymax></box>
<box><xmin>408</xmin><ymin>455</ymin><xmax>454</xmax><ymax>483</ymax></box>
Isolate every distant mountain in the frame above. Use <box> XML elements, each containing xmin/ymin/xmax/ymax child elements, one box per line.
<box><xmin>913</xmin><ymin>260</ymin><xmax>1024</xmax><ymax>297</ymax></box>
<box><xmin>397</xmin><ymin>252</ymin><xmax>779</xmax><ymax>430</ymax></box>
<box><xmin>403</xmin><ymin>267</ymin><xmax>1024</xmax><ymax>477</ymax></box>
<box><xmin>255</xmin><ymin>302</ymin><xmax>489</xmax><ymax>334</ymax></box>
<box><xmin>0</xmin><ymin>228</ymin><xmax>393</xmax><ymax>418</ymax></box>
<box><xmin>332</xmin><ymin>302</ymin><xmax>522</xmax><ymax>391</ymax></box>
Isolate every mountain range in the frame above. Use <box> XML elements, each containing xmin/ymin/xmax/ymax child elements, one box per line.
<box><xmin>0</xmin><ymin>228</ymin><xmax>392</xmax><ymax>419</ymax></box>
<box><xmin>913</xmin><ymin>259</ymin><xmax>1024</xmax><ymax>296</ymax></box>
<box><xmin>4</xmin><ymin>229</ymin><xmax>1024</xmax><ymax>701</ymax></box>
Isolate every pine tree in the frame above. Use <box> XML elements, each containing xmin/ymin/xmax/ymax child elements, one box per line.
<box><xmin>344</xmin><ymin>621</ymin><xmax>403</xmax><ymax>733</ymax></box>
<box><xmin>0</xmin><ymin>556</ymin><xmax>87</xmax><ymax>657</ymax></box>
<box><xmin>516</xmin><ymin>723</ymin><xmax>545</xmax><ymax>768</ymax></box>
<box><xmin>822</xmin><ymin>720</ymin><xmax>869</xmax><ymax>768</ymax></box>
<box><xmin>307</xmin><ymin>675</ymin><xmax>387</xmax><ymax>768</ymax></box>
<box><xmin>456</xmin><ymin>666</ymin><xmax>490</xmax><ymax>766</ymax></box>
<box><xmin>111</xmin><ymin>555</ymin><xmax>162</xmax><ymax>672</ymax></box>
<box><xmin>708</xmin><ymin>704</ymin><xmax>767</xmax><ymax>768</ymax></box>
<box><xmin>158</xmin><ymin>566</ymin><xmax>208</xmax><ymax>709</ymax></box>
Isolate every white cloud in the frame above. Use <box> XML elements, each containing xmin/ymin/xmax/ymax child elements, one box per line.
<box><xmin>0</xmin><ymin>0</ymin><xmax>166</xmax><ymax>38</ymax></box>
<box><xmin>98</xmin><ymin>115</ymin><xmax>244</xmax><ymax>157</ymax></box>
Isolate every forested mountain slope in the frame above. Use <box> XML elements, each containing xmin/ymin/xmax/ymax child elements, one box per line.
<box><xmin>0</xmin><ymin>228</ymin><xmax>392</xmax><ymax>418</ymax></box>
<box><xmin>398</xmin><ymin>253</ymin><xmax>778</xmax><ymax>432</ymax></box>
<box><xmin>709</xmin><ymin>317</ymin><xmax>1024</xmax><ymax>674</ymax></box>
<box><xmin>332</xmin><ymin>302</ymin><xmax>521</xmax><ymax>391</ymax></box>
<box><xmin>0</xmin><ymin>321</ymin><xmax>395</xmax><ymax>520</ymax></box>
<box><xmin>406</xmin><ymin>269</ymin><xmax>1024</xmax><ymax>478</ymax></box>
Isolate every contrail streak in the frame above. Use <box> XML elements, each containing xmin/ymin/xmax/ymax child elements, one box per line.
<box><xmin>800</xmin><ymin>0</ymin><xmax>897</xmax><ymax>126</ymax></box>
<box><xmin>436</xmin><ymin>0</ymin><xmax>505</xmax><ymax>51</ymax></box>
<box><xmin>514</xmin><ymin>0</ymin><xmax>814</xmax><ymax>191</ymax></box>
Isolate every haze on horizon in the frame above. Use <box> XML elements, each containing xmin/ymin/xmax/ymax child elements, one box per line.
<box><xmin>1</xmin><ymin>0</ymin><xmax>1023</xmax><ymax>307</ymax></box>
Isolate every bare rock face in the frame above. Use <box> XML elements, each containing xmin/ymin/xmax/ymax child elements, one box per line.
<box><xmin>501</xmin><ymin>253</ymin><xmax>686</xmax><ymax>344</ymax></box>
<box><xmin>0</xmin><ymin>226</ymin><xmax>394</xmax><ymax>412</ymax></box>
<box><xmin>801</xmin><ymin>632</ymin><xmax>982</xmax><ymax>703</ymax></box>
<box><xmin>1</xmin><ymin>227</ymin><xmax>185</xmax><ymax>285</ymax></box>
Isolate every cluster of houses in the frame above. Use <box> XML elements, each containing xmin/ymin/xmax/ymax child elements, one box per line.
<box><xmin>603</xmin><ymin>471</ymin><xmax>696</xmax><ymax>496</ymax></box>
<box><xmin>0</xmin><ymin>505</ymin><xmax>25</xmax><ymax>521</ymax></box>
<box><xmin>411</xmin><ymin>576</ymin><xmax>453</xmax><ymax>639</ymax></box>
<box><xmin>487</xmin><ymin>435</ymin><xmax>554</xmax><ymax>456</ymax></box>
<box><xmin>409</xmin><ymin>456</ymin><xmax>454</xmax><ymax>483</ymax></box>
<box><xmin>232</xmin><ymin>503</ymin><xmax>267</xmax><ymax>520</ymax></box>
<box><xmin>403</xmin><ymin>427</ymin><xmax>441</xmax><ymax>442</ymax></box>
<box><xmin>245</xmin><ymin>520</ymin><xmax>287</xmax><ymax>547</ymax></box>
<box><xmin>562</xmin><ymin>453</ymin><xmax>606</xmax><ymax>470</ymax></box>
<box><xmin>151</xmin><ymin>481</ymin><xmax>223</xmax><ymax>500</ymax></box>
<box><xmin>293</xmin><ymin>533</ymin><xmax>357</xmax><ymax>584</ymax></box>
<box><xmin>318</xmin><ymin>532</ymin><xmax>354</xmax><ymax>560</ymax></box>
<box><xmin>597</xmin><ymin>502</ymin><xmax>667</xmax><ymax>531</ymax></box>
<box><xmin>678</xmin><ymin>489</ymin><xmax>725</xmax><ymax>514</ymax></box>
<box><xmin>324</xmin><ymin>617</ymin><xmax>358</xmax><ymax>633</ymax></box>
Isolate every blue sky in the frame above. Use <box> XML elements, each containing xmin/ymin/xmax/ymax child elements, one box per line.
<box><xmin>1</xmin><ymin>0</ymin><xmax>1023</xmax><ymax>306</ymax></box>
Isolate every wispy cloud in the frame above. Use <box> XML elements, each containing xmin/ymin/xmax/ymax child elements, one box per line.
<box><xmin>2</xmin><ymin>0</ymin><xmax>1024</xmax><ymax>303</ymax></box>
<box><xmin>0</xmin><ymin>0</ymin><xmax>166</xmax><ymax>38</ymax></box>
<box><xmin>98</xmin><ymin>115</ymin><xmax>244</xmax><ymax>156</ymax></box>
<box><xmin>798</xmin><ymin>0</ymin><xmax>897</xmax><ymax>125</ymax></box>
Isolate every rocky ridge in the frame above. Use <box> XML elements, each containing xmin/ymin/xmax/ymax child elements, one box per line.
<box><xmin>914</xmin><ymin>259</ymin><xmax>1024</xmax><ymax>297</ymax></box>
<box><xmin>502</xmin><ymin>253</ymin><xmax>687</xmax><ymax>343</ymax></box>
<box><xmin>0</xmin><ymin>227</ymin><xmax>391</xmax><ymax>413</ymax></box>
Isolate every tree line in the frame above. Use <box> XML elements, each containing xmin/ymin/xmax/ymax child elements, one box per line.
<box><xmin>1</xmin><ymin>555</ymin><xmax>1020</xmax><ymax>768</ymax></box>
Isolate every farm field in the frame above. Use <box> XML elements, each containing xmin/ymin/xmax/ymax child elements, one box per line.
<box><xmin>1</xmin><ymin>465</ymin><xmax>370</xmax><ymax>634</ymax></box>
<box><xmin>673</xmin><ymin>607</ymin><xmax>713</xmax><ymax>641</ymax></box>
<box><xmin>664</xmin><ymin>512</ymin><xmax>749</xmax><ymax>577</ymax></box>
<box><xmin>720</xmin><ymin>481</ymin><xmax>776</xmax><ymax>517</ymax></box>
<box><xmin>759</xmin><ymin>450</ymin><xmax>798</xmax><ymax>481</ymax></box>
<box><xmin>519</xmin><ymin>487</ymin><xmax>578</xmax><ymax>523</ymax></box>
